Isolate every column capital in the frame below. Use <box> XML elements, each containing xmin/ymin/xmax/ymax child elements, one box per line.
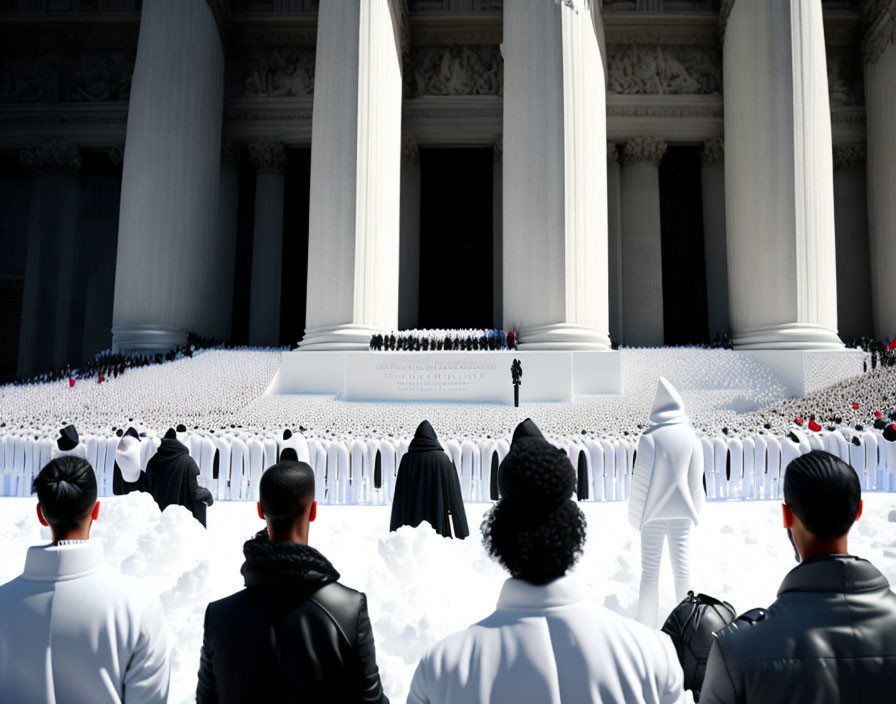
<box><xmin>248</xmin><ymin>141</ymin><xmax>286</xmax><ymax>174</ymax></box>
<box><xmin>607</xmin><ymin>141</ymin><xmax>619</xmax><ymax>166</ymax></box>
<box><xmin>621</xmin><ymin>136</ymin><xmax>667</xmax><ymax>167</ymax></box>
<box><xmin>108</xmin><ymin>146</ymin><xmax>124</xmax><ymax>166</ymax></box>
<box><xmin>401</xmin><ymin>132</ymin><xmax>420</xmax><ymax>166</ymax></box>
<box><xmin>863</xmin><ymin>0</ymin><xmax>896</xmax><ymax>66</ymax></box>
<box><xmin>493</xmin><ymin>134</ymin><xmax>503</xmax><ymax>163</ymax></box>
<box><xmin>701</xmin><ymin>137</ymin><xmax>724</xmax><ymax>167</ymax></box>
<box><xmin>833</xmin><ymin>143</ymin><xmax>867</xmax><ymax>172</ymax></box>
<box><xmin>20</xmin><ymin>142</ymin><xmax>81</xmax><ymax>176</ymax></box>
<box><xmin>221</xmin><ymin>141</ymin><xmax>242</xmax><ymax>168</ymax></box>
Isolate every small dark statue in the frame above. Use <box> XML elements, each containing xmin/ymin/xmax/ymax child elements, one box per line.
<box><xmin>511</xmin><ymin>358</ymin><xmax>522</xmax><ymax>407</ymax></box>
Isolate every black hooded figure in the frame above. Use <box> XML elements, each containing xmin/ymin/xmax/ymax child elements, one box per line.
<box><xmin>389</xmin><ymin>421</ymin><xmax>469</xmax><ymax>539</ymax></box>
<box><xmin>145</xmin><ymin>429</ymin><xmax>214</xmax><ymax>526</ymax></box>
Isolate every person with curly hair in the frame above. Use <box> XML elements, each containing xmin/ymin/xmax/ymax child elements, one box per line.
<box><xmin>408</xmin><ymin>418</ymin><xmax>686</xmax><ymax>704</ymax></box>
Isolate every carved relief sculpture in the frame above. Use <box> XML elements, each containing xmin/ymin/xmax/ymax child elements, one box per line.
<box><xmin>607</xmin><ymin>45</ymin><xmax>721</xmax><ymax>95</ymax></box>
<box><xmin>243</xmin><ymin>48</ymin><xmax>316</xmax><ymax>98</ymax></box>
<box><xmin>407</xmin><ymin>45</ymin><xmax>503</xmax><ymax>97</ymax></box>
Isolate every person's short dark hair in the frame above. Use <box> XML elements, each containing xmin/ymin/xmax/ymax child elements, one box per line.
<box><xmin>784</xmin><ymin>450</ymin><xmax>860</xmax><ymax>539</ymax></box>
<box><xmin>482</xmin><ymin>438</ymin><xmax>587</xmax><ymax>585</ymax></box>
<box><xmin>259</xmin><ymin>461</ymin><xmax>315</xmax><ymax>533</ymax></box>
<box><xmin>32</xmin><ymin>456</ymin><xmax>97</xmax><ymax>534</ymax></box>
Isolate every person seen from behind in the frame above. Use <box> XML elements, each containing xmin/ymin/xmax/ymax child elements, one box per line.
<box><xmin>0</xmin><ymin>456</ymin><xmax>170</xmax><ymax>703</ymax></box>
<box><xmin>700</xmin><ymin>450</ymin><xmax>896</xmax><ymax>703</ymax></box>
<box><xmin>197</xmin><ymin>460</ymin><xmax>389</xmax><ymax>703</ymax></box>
<box><xmin>408</xmin><ymin>419</ymin><xmax>685</xmax><ymax>704</ymax></box>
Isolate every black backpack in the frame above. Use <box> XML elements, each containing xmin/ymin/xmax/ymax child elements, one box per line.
<box><xmin>661</xmin><ymin>591</ymin><xmax>737</xmax><ymax>702</ymax></box>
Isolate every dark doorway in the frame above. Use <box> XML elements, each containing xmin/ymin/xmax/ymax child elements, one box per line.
<box><xmin>659</xmin><ymin>146</ymin><xmax>709</xmax><ymax>345</ymax></box>
<box><xmin>418</xmin><ymin>148</ymin><xmax>494</xmax><ymax>329</ymax></box>
<box><xmin>280</xmin><ymin>147</ymin><xmax>311</xmax><ymax>346</ymax></box>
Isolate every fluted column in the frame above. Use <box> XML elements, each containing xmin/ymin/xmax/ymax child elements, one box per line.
<box><xmin>607</xmin><ymin>141</ymin><xmax>623</xmax><ymax>345</ymax></box>
<box><xmin>724</xmin><ymin>0</ymin><xmax>841</xmax><ymax>350</ymax></box>
<box><xmin>17</xmin><ymin>143</ymin><xmax>81</xmax><ymax>377</ymax></box>
<box><xmin>112</xmin><ymin>0</ymin><xmax>225</xmax><ymax>353</ymax></box>
<box><xmin>398</xmin><ymin>133</ymin><xmax>421</xmax><ymax>330</ymax></box>
<box><xmin>502</xmin><ymin>1</ymin><xmax>610</xmax><ymax>349</ymax></box>
<box><xmin>701</xmin><ymin>137</ymin><xmax>729</xmax><ymax>338</ymax></box>
<box><xmin>300</xmin><ymin>0</ymin><xmax>403</xmax><ymax>350</ymax></box>
<box><xmin>492</xmin><ymin>135</ymin><xmax>503</xmax><ymax>328</ymax></box>
<box><xmin>863</xmin><ymin>0</ymin><xmax>896</xmax><ymax>338</ymax></box>
<box><xmin>620</xmin><ymin>136</ymin><xmax>666</xmax><ymax>347</ymax></box>
<box><xmin>247</xmin><ymin>142</ymin><xmax>287</xmax><ymax>346</ymax></box>
<box><xmin>833</xmin><ymin>144</ymin><xmax>872</xmax><ymax>341</ymax></box>
<box><xmin>215</xmin><ymin>142</ymin><xmax>241</xmax><ymax>342</ymax></box>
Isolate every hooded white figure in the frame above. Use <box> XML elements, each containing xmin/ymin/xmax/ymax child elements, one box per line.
<box><xmin>628</xmin><ymin>377</ymin><xmax>705</xmax><ymax>628</ymax></box>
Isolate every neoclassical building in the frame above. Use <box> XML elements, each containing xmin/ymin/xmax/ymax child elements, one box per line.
<box><xmin>0</xmin><ymin>0</ymin><xmax>893</xmax><ymax>378</ymax></box>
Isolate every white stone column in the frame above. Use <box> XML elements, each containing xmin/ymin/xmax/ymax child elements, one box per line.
<box><xmin>300</xmin><ymin>0</ymin><xmax>403</xmax><ymax>350</ymax></box>
<box><xmin>214</xmin><ymin>142</ymin><xmax>241</xmax><ymax>342</ymax></box>
<box><xmin>502</xmin><ymin>0</ymin><xmax>610</xmax><ymax>349</ymax></box>
<box><xmin>620</xmin><ymin>136</ymin><xmax>666</xmax><ymax>347</ymax></box>
<box><xmin>248</xmin><ymin>142</ymin><xmax>287</xmax><ymax>346</ymax></box>
<box><xmin>724</xmin><ymin>0</ymin><xmax>841</xmax><ymax>349</ymax></box>
<box><xmin>493</xmin><ymin>135</ymin><xmax>503</xmax><ymax>329</ymax></box>
<box><xmin>398</xmin><ymin>133</ymin><xmax>421</xmax><ymax>330</ymax></box>
<box><xmin>863</xmin><ymin>0</ymin><xmax>896</xmax><ymax>338</ymax></box>
<box><xmin>701</xmin><ymin>137</ymin><xmax>729</xmax><ymax>338</ymax></box>
<box><xmin>112</xmin><ymin>0</ymin><xmax>225</xmax><ymax>353</ymax></box>
<box><xmin>833</xmin><ymin>144</ymin><xmax>872</xmax><ymax>341</ymax></box>
<box><xmin>607</xmin><ymin>141</ymin><xmax>623</xmax><ymax>346</ymax></box>
<box><xmin>17</xmin><ymin>143</ymin><xmax>81</xmax><ymax>377</ymax></box>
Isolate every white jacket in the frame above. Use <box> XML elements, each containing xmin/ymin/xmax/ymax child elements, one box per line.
<box><xmin>408</xmin><ymin>576</ymin><xmax>684</xmax><ymax>704</ymax></box>
<box><xmin>628</xmin><ymin>377</ymin><xmax>705</xmax><ymax>530</ymax></box>
<box><xmin>0</xmin><ymin>540</ymin><xmax>169</xmax><ymax>703</ymax></box>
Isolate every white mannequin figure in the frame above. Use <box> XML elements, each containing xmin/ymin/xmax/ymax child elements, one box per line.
<box><xmin>628</xmin><ymin>377</ymin><xmax>705</xmax><ymax>628</ymax></box>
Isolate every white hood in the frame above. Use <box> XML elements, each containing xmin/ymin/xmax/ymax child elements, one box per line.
<box><xmin>649</xmin><ymin>377</ymin><xmax>687</xmax><ymax>425</ymax></box>
<box><xmin>115</xmin><ymin>435</ymin><xmax>143</xmax><ymax>483</ymax></box>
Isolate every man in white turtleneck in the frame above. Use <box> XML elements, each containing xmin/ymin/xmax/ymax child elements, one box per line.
<box><xmin>0</xmin><ymin>456</ymin><xmax>170</xmax><ymax>703</ymax></box>
<box><xmin>628</xmin><ymin>377</ymin><xmax>706</xmax><ymax>628</ymax></box>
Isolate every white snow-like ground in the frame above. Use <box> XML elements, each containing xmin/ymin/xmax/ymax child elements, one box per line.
<box><xmin>0</xmin><ymin>346</ymin><xmax>855</xmax><ymax>441</ymax></box>
<box><xmin>1</xmin><ymin>494</ymin><xmax>894</xmax><ymax>703</ymax></box>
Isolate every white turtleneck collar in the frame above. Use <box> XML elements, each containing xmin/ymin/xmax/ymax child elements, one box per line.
<box><xmin>22</xmin><ymin>540</ymin><xmax>105</xmax><ymax>582</ymax></box>
<box><xmin>496</xmin><ymin>574</ymin><xmax>588</xmax><ymax>611</ymax></box>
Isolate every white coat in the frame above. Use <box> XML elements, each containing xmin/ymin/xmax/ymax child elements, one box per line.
<box><xmin>0</xmin><ymin>540</ymin><xmax>169</xmax><ymax>703</ymax></box>
<box><xmin>408</xmin><ymin>576</ymin><xmax>684</xmax><ymax>704</ymax></box>
<box><xmin>628</xmin><ymin>378</ymin><xmax>704</xmax><ymax>530</ymax></box>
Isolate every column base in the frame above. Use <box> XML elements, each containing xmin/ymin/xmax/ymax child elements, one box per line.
<box><xmin>517</xmin><ymin>323</ymin><xmax>611</xmax><ymax>351</ymax></box>
<box><xmin>111</xmin><ymin>325</ymin><xmax>188</xmax><ymax>355</ymax></box>
<box><xmin>732</xmin><ymin>323</ymin><xmax>843</xmax><ymax>350</ymax></box>
<box><xmin>298</xmin><ymin>324</ymin><xmax>382</xmax><ymax>351</ymax></box>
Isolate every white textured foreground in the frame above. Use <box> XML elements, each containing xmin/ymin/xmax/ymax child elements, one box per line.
<box><xmin>1</xmin><ymin>494</ymin><xmax>895</xmax><ymax>703</ymax></box>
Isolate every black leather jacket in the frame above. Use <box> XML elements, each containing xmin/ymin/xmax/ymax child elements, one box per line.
<box><xmin>197</xmin><ymin>531</ymin><xmax>388</xmax><ymax>703</ymax></box>
<box><xmin>701</xmin><ymin>554</ymin><xmax>896</xmax><ymax>704</ymax></box>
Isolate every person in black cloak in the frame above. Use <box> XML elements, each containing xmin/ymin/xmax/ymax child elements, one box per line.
<box><xmin>389</xmin><ymin>421</ymin><xmax>469</xmax><ymax>539</ymax></box>
<box><xmin>145</xmin><ymin>427</ymin><xmax>214</xmax><ymax>527</ymax></box>
<box><xmin>112</xmin><ymin>427</ymin><xmax>145</xmax><ymax>495</ymax></box>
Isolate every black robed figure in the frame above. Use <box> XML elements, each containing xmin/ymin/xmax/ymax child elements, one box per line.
<box><xmin>145</xmin><ymin>428</ymin><xmax>214</xmax><ymax>527</ymax></box>
<box><xmin>389</xmin><ymin>421</ymin><xmax>469</xmax><ymax>539</ymax></box>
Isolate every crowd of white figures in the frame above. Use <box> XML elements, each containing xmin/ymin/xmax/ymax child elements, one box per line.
<box><xmin>2</xmin><ymin>423</ymin><xmax>895</xmax><ymax>503</ymax></box>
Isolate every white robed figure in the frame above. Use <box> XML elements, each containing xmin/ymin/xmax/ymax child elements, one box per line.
<box><xmin>628</xmin><ymin>377</ymin><xmax>705</xmax><ymax>628</ymax></box>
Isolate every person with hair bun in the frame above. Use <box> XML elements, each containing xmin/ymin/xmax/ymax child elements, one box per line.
<box><xmin>408</xmin><ymin>419</ymin><xmax>685</xmax><ymax>704</ymax></box>
<box><xmin>0</xmin><ymin>456</ymin><xmax>170</xmax><ymax>703</ymax></box>
<box><xmin>701</xmin><ymin>450</ymin><xmax>896</xmax><ymax>704</ymax></box>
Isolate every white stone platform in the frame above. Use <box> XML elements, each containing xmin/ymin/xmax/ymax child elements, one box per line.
<box><xmin>265</xmin><ymin>350</ymin><xmax>623</xmax><ymax>403</ymax></box>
